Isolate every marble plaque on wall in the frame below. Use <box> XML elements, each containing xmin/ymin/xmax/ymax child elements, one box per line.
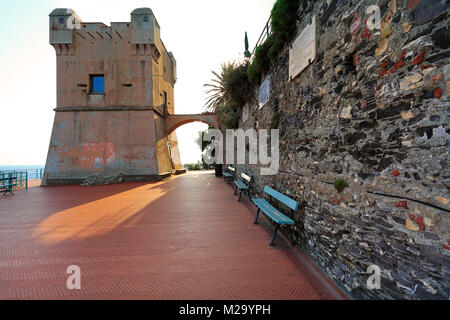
<box><xmin>289</xmin><ymin>15</ymin><xmax>316</xmax><ymax>80</ymax></box>
<box><xmin>258</xmin><ymin>76</ymin><xmax>271</xmax><ymax>109</ymax></box>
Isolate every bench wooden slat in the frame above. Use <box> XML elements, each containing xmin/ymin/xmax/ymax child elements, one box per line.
<box><xmin>263</xmin><ymin>186</ymin><xmax>298</xmax><ymax>211</ymax></box>
<box><xmin>252</xmin><ymin>198</ymin><xmax>295</xmax><ymax>225</ymax></box>
<box><xmin>234</xmin><ymin>180</ymin><xmax>248</xmax><ymax>190</ymax></box>
<box><xmin>251</xmin><ymin>186</ymin><xmax>298</xmax><ymax>246</ymax></box>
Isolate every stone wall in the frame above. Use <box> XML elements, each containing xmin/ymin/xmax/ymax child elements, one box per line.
<box><xmin>236</xmin><ymin>0</ymin><xmax>449</xmax><ymax>299</ymax></box>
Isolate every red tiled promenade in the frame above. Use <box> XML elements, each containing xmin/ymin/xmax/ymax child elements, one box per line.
<box><xmin>0</xmin><ymin>171</ymin><xmax>345</xmax><ymax>300</ymax></box>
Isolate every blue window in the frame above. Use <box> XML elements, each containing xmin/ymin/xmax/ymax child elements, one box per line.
<box><xmin>91</xmin><ymin>75</ymin><xmax>104</xmax><ymax>94</ymax></box>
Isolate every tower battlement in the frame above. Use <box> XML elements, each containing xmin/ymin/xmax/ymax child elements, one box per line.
<box><xmin>48</xmin><ymin>7</ymin><xmax>176</xmax><ymax>109</ymax></box>
<box><xmin>49</xmin><ymin>8</ymin><xmax>167</xmax><ymax>63</ymax></box>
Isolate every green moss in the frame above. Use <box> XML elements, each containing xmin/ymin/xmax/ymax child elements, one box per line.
<box><xmin>334</xmin><ymin>179</ymin><xmax>348</xmax><ymax>193</ymax></box>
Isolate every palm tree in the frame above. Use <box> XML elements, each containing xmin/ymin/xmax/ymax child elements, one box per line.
<box><xmin>203</xmin><ymin>62</ymin><xmax>234</xmax><ymax>112</ymax></box>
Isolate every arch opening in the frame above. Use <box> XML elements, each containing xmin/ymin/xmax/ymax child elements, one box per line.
<box><xmin>165</xmin><ymin>114</ymin><xmax>220</xmax><ymax>135</ymax></box>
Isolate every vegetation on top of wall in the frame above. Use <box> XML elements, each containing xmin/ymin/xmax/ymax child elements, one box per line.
<box><xmin>247</xmin><ymin>0</ymin><xmax>304</xmax><ymax>86</ymax></box>
<box><xmin>271</xmin><ymin>0</ymin><xmax>303</xmax><ymax>48</ymax></box>
<box><xmin>247</xmin><ymin>36</ymin><xmax>274</xmax><ymax>85</ymax></box>
<box><xmin>204</xmin><ymin>0</ymin><xmax>306</xmax><ymax>126</ymax></box>
<box><xmin>224</xmin><ymin>61</ymin><xmax>253</xmax><ymax>111</ymax></box>
<box><xmin>204</xmin><ymin>63</ymin><xmax>233</xmax><ymax>113</ymax></box>
<box><xmin>204</xmin><ymin>61</ymin><xmax>252</xmax><ymax>128</ymax></box>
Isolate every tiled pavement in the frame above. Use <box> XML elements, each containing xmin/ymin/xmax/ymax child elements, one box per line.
<box><xmin>0</xmin><ymin>171</ymin><xmax>345</xmax><ymax>300</ymax></box>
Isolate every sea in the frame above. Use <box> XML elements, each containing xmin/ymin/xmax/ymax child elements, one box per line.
<box><xmin>0</xmin><ymin>165</ymin><xmax>44</xmax><ymax>180</ymax></box>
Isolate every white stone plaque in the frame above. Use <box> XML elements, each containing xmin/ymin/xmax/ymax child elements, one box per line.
<box><xmin>258</xmin><ymin>76</ymin><xmax>271</xmax><ymax>109</ymax></box>
<box><xmin>289</xmin><ymin>15</ymin><xmax>316</xmax><ymax>80</ymax></box>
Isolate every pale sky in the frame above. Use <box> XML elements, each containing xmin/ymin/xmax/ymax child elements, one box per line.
<box><xmin>0</xmin><ymin>0</ymin><xmax>275</xmax><ymax>166</ymax></box>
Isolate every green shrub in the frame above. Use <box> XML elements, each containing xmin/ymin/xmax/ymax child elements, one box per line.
<box><xmin>334</xmin><ymin>179</ymin><xmax>348</xmax><ymax>193</ymax></box>
<box><xmin>267</xmin><ymin>38</ymin><xmax>284</xmax><ymax>66</ymax></box>
<box><xmin>184</xmin><ymin>163</ymin><xmax>203</xmax><ymax>171</ymax></box>
<box><xmin>271</xmin><ymin>0</ymin><xmax>302</xmax><ymax>45</ymax></box>
<box><xmin>224</xmin><ymin>61</ymin><xmax>253</xmax><ymax>110</ymax></box>
<box><xmin>247</xmin><ymin>0</ymin><xmax>303</xmax><ymax>86</ymax></box>
<box><xmin>204</xmin><ymin>61</ymin><xmax>252</xmax><ymax>128</ymax></box>
<box><xmin>247</xmin><ymin>37</ymin><xmax>273</xmax><ymax>86</ymax></box>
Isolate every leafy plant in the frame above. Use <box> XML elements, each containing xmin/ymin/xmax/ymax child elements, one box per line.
<box><xmin>203</xmin><ymin>62</ymin><xmax>235</xmax><ymax>113</ymax></box>
<box><xmin>247</xmin><ymin>0</ymin><xmax>303</xmax><ymax>86</ymax></box>
<box><xmin>334</xmin><ymin>179</ymin><xmax>348</xmax><ymax>193</ymax></box>
<box><xmin>271</xmin><ymin>0</ymin><xmax>302</xmax><ymax>48</ymax></box>
<box><xmin>184</xmin><ymin>163</ymin><xmax>203</xmax><ymax>171</ymax></box>
<box><xmin>204</xmin><ymin>61</ymin><xmax>252</xmax><ymax>127</ymax></box>
<box><xmin>223</xmin><ymin>61</ymin><xmax>253</xmax><ymax>110</ymax></box>
<box><xmin>247</xmin><ymin>37</ymin><xmax>273</xmax><ymax>85</ymax></box>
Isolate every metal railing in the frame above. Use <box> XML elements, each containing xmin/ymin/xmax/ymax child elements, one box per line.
<box><xmin>1</xmin><ymin>172</ymin><xmax>25</xmax><ymax>191</ymax></box>
<box><xmin>251</xmin><ymin>16</ymin><xmax>272</xmax><ymax>58</ymax></box>
<box><xmin>0</xmin><ymin>169</ymin><xmax>44</xmax><ymax>191</ymax></box>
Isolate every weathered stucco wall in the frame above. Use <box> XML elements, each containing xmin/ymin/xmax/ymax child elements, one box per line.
<box><xmin>236</xmin><ymin>0</ymin><xmax>449</xmax><ymax>299</ymax></box>
<box><xmin>43</xmin><ymin>110</ymin><xmax>159</xmax><ymax>185</ymax></box>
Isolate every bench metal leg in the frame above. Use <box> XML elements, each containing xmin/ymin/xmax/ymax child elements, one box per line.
<box><xmin>253</xmin><ymin>208</ymin><xmax>260</xmax><ymax>224</ymax></box>
<box><xmin>238</xmin><ymin>189</ymin><xmax>244</xmax><ymax>202</ymax></box>
<box><xmin>3</xmin><ymin>186</ymin><xmax>14</xmax><ymax>195</ymax></box>
<box><xmin>234</xmin><ymin>185</ymin><xmax>237</xmax><ymax>195</ymax></box>
<box><xmin>269</xmin><ymin>225</ymin><xmax>279</xmax><ymax>246</ymax></box>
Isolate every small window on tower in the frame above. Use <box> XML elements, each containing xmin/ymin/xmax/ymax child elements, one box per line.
<box><xmin>59</xmin><ymin>17</ymin><xmax>65</xmax><ymax>24</ymax></box>
<box><xmin>90</xmin><ymin>75</ymin><xmax>105</xmax><ymax>94</ymax></box>
<box><xmin>143</xmin><ymin>16</ymin><xmax>149</xmax><ymax>22</ymax></box>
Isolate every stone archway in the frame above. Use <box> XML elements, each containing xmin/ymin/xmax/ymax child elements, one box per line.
<box><xmin>165</xmin><ymin>113</ymin><xmax>223</xmax><ymax>171</ymax></box>
<box><xmin>165</xmin><ymin>114</ymin><xmax>220</xmax><ymax>135</ymax></box>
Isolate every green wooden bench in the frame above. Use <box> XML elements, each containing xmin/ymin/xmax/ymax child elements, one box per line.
<box><xmin>1</xmin><ymin>175</ymin><xmax>17</xmax><ymax>195</ymax></box>
<box><xmin>233</xmin><ymin>172</ymin><xmax>252</xmax><ymax>202</ymax></box>
<box><xmin>252</xmin><ymin>186</ymin><xmax>298</xmax><ymax>246</ymax></box>
<box><xmin>223</xmin><ymin>166</ymin><xmax>235</xmax><ymax>183</ymax></box>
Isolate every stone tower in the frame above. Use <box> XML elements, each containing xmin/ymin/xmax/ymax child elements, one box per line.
<box><xmin>42</xmin><ymin>8</ymin><xmax>183</xmax><ymax>185</ymax></box>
